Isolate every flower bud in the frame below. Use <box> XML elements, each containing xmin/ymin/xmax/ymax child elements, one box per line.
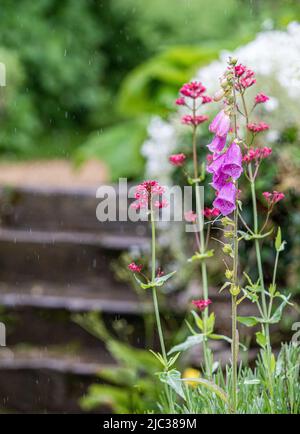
<box><xmin>225</xmin><ymin>269</ymin><xmax>233</xmax><ymax>280</ymax></box>
<box><xmin>224</xmin><ymin>231</ymin><xmax>234</xmax><ymax>239</ymax></box>
<box><xmin>230</xmin><ymin>285</ymin><xmax>241</xmax><ymax>296</ymax></box>
<box><xmin>222</xmin><ymin>244</ymin><xmax>233</xmax><ymax>254</ymax></box>
<box><xmin>213</xmin><ymin>89</ymin><xmax>225</xmax><ymax>102</ymax></box>
<box><xmin>229</xmin><ymin>57</ymin><xmax>238</xmax><ymax>65</ymax></box>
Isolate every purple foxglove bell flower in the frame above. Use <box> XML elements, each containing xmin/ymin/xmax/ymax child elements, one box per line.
<box><xmin>207</xmin><ymin>134</ymin><xmax>227</xmax><ymax>153</ymax></box>
<box><xmin>213</xmin><ymin>182</ymin><xmax>237</xmax><ymax>216</ymax></box>
<box><xmin>206</xmin><ymin>152</ymin><xmax>226</xmax><ymax>174</ymax></box>
<box><xmin>211</xmin><ymin>171</ymin><xmax>229</xmax><ymax>190</ymax></box>
<box><xmin>209</xmin><ymin>110</ymin><xmax>230</xmax><ymax>137</ymax></box>
<box><xmin>222</xmin><ymin>142</ymin><xmax>243</xmax><ymax>179</ymax></box>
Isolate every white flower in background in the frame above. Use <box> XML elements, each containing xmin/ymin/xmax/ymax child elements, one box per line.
<box><xmin>141</xmin><ymin>116</ymin><xmax>178</xmax><ymax>182</ymax></box>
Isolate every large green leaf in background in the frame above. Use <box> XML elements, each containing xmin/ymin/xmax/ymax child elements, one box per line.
<box><xmin>75</xmin><ymin>118</ymin><xmax>148</xmax><ymax>181</ymax></box>
<box><xmin>117</xmin><ymin>45</ymin><xmax>220</xmax><ymax>117</ymax></box>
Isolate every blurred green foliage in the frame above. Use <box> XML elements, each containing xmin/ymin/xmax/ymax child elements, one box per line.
<box><xmin>0</xmin><ymin>0</ymin><xmax>299</xmax><ymax>169</ymax></box>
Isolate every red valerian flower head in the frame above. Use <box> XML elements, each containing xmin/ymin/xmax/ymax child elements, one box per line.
<box><xmin>201</xmin><ymin>95</ymin><xmax>213</xmax><ymax>104</ymax></box>
<box><xmin>234</xmin><ymin>64</ymin><xmax>256</xmax><ymax>89</ymax></box>
<box><xmin>263</xmin><ymin>191</ymin><xmax>285</xmax><ymax>205</ymax></box>
<box><xmin>255</xmin><ymin>93</ymin><xmax>270</xmax><ymax>104</ymax></box>
<box><xmin>243</xmin><ymin>146</ymin><xmax>272</xmax><ymax>163</ymax></box>
<box><xmin>184</xmin><ymin>210</ymin><xmax>197</xmax><ymax>223</ymax></box>
<box><xmin>203</xmin><ymin>207</ymin><xmax>220</xmax><ymax>219</ymax></box>
<box><xmin>154</xmin><ymin>199</ymin><xmax>168</xmax><ymax>209</ymax></box>
<box><xmin>181</xmin><ymin>114</ymin><xmax>209</xmax><ymax>126</ymax></box>
<box><xmin>175</xmin><ymin>97</ymin><xmax>186</xmax><ymax>106</ymax></box>
<box><xmin>128</xmin><ymin>262</ymin><xmax>143</xmax><ymax>273</ymax></box>
<box><xmin>234</xmin><ymin>64</ymin><xmax>246</xmax><ymax>77</ymax></box>
<box><xmin>132</xmin><ymin>180</ymin><xmax>165</xmax><ymax>209</ymax></box>
<box><xmin>247</xmin><ymin>122</ymin><xmax>269</xmax><ymax>133</ymax></box>
<box><xmin>169</xmin><ymin>153</ymin><xmax>186</xmax><ymax>166</ymax></box>
<box><xmin>180</xmin><ymin>81</ymin><xmax>206</xmax><ymax>99</ymax></box>
<box><xmin>192</xmin><ymin>299</ymin><xmax>212</xmax><ymax>311</ymax></box>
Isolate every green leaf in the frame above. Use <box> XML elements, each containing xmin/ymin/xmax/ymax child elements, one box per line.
<box><xmin>168</xmin><ymin>334</ymin><xmax>204</xmax><ymax>355</ymax></box>
<box><xmin>188</xmin><ymin>249</ymin><xmax>214</xmax><ymax>262</ymax></box>
<box><xmin>219</xmin><ymin>281</ymin><xmax>231</xmax><ymax>293</ymax></box>
<box><xmin>256</xmin><ymin>331</ymin><xmax>267</xmax><ymax>348</ymax></box>
<box><xmin>239</xmin><ymin>228</ymin><xmax>273</xmax><ymax>241</ymax></box>
<box><xmin>191</xmin><ymin>310</ymin><xmax>203</xmax><ymax>331</ymax></box>
<box><xmin>275</xmin><ymin>227</ymin><xmax>286</xmax><ymax>252</ymax></box>
<box><xmin>134</xmin><ymin>271</ymin><xmax>176</xmax><ymax>289</ymax></box>
<box><xmin>206</xmin><ymin>312</ymin><xmax>215</xmax><ymax>334</ymax></box>
<box><xmin>181</xmin><ymin>377</ymin><xmax>229</xmax><ymax>405</ymax></box>
<box><xmin>237</xmin><ymin>315</ymin><xmax>260</xmax><ymax>327</ymax></box>
<box><xmin>209</xmin><ymin>334</ymin><xmax>247</xmax><ymax>351</ymax></box>
<box><xmin>269</xmin><ymin>294</ymin><xmax>291</xmax><ymax>324</ymax></box>
<box><xmin>275</xmin><ymin>227</ymin><xmax>282</xmax><ymax>251</ymax></box>
<box><xmin>154</xmin><ymin>271</ymin><xmax>177</xmax><ymax>287</ymax></box>
<box><xmin>159</xmin><ymin>369</ymin><xmax>186</xmax><ymax>400</ymax></box>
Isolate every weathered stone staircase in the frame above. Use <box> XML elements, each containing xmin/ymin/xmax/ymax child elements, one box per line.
<box><xmin>0</xmin><ymin>185</ymin><xmax>151</xmax><ymax>413</ymax></box>
<box><xmin>0</xmin><ymin>185</ymin><xmax>263</xmax><ymax>413</ymax></box>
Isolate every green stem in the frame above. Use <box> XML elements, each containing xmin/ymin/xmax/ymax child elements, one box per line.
<box><xmin>192</xmin><ymin>103</ymin><xmax>211</xmax><ymax>377</ymax></box>
<box><xmin>150</xmin><ymin>206</ymin><xmax>167</xmax><ymax>362</ymax></box>
<box><xmin>150</xmin><ymin>203</ymin><xmax>175</xmax><ymax>413</ymax></box>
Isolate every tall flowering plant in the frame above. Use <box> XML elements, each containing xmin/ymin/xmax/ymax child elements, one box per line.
<box><xmin>127</xmin><ymin>59</ymin><xmax>294</xmax><ymax>414</ymax></box>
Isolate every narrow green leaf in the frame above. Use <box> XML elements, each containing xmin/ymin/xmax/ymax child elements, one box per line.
<box><xmin>181</xmin><ymin>377</ymin><xmax>229</xmax><ymax>405</ymax></box>
<box><xmin>168</xmin><ymin>334</ymin><xmax>204</xmax><ymax>355</ymax></box>
<box><xmin>275</xmin><ymin>227</ymin><xmax>282</xmax><ymax>251</ymax></box>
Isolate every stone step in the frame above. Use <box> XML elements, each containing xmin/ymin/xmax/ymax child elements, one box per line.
<box><xmin>0</xmin><ymin>185</ymin><xmax>147</xmax><ymax>235</ymax></box>
<box><xmin>0</xmin><ymin>346</ymin><xmax>114</xmax><ymax>413</ymax></box>
<box><xmin>0</xmin><ymin>228</ymin><xmax>147</xmax><ymax>284</ymax></box>
<box><xmin>0</xmin><ymin>281</ymin><xmax>150</xmax><ymax>313</ymax></box>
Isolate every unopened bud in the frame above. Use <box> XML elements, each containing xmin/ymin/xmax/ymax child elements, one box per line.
<box><xmin>224</xmin><ymin>231</ymin><xmax>234</xmax><ymax>239</ymax></box>
<box><xmin>230</xmin><ymin>285</ymin><xmax>241</xmax><ymax>296</ymax></box>
<box><xmin>229</xmin><ymin>57</ymin><xmax>238</xmax><ymax>65</ymax></box>
<box><xmin>225</xmin><ymin>269</ymin><xmax>233</xmax><ymax>280</ymax></box>
<box><xmin>213</xmin><ymin>89</ymin><xmax>224</xmax><ymax>102</ymax></box>
<box><xmin>223</xmin><ymin>244</ymin><xmax>233</xmax><ymax>254</ymax></box>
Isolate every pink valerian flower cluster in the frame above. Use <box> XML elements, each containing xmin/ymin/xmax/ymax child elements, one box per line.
<box><xmin>181</xmin><ymin>114</ymin><xmax>209</xmax><ymax>126</ymax></box>
<box><xmin>184</xmin><ymin>210</ymin><xmax>197</xmax><ymax>223</ymax></box>
<box><xmin>169</xmin><ymin>153</ymin><xmax>186</xmax><ymax>166</ymax></box>
<box><xmin>255</xmin><ymin>93</ymin><xmax>269</xmax><ymax>104</ymax></box>
<box><xmin>203</xmin><ymin>207</ymin><xmax>220</xmax><ymax>219</ymax></box>
<box><xmin>132</xmin><ymin>180</ymin><xmax>167</xmax><ymax>210</ymax></box>
<box><xmin>128</xmin><ymin>262</ymin><xmax>143</xmax><ymax>273</ymax></box>
<box><xmin>180</xmin><ymin>81</ymin><xmax>206</xmax><ymax>98</ymax></box>
<box><xmin>247</xmin><ymin>122</ymin><xmax>269</xmax><ymax>133</ymax></box>
<box><xmin>263</xmin><ymin>191</ymin><xmax>285</xmax><ymax>206</ymax></box>
<box><xmin>234</xmin><ymin>64</ymin><xmax>256</xmax><ymax>89</ymax></box>
<box><xmin>243</xmin><ymin>146</ymin><xmax>272</xmax><ymax>164</ymax></box>
<box><xmin>176</xmin><ymin>81</ymin><xmax>212</xmax><ymax>126</ymax></box>
<box><xmin>192</xmin><ymin>299</ymin><xmax>212</xmax><ymax>311</ymax></box>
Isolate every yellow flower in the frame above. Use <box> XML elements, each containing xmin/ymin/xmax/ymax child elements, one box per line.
<box><xmin>182</xmin><ymin>368</ymin><xmax>200</xmax><ymax>387</ymax></box>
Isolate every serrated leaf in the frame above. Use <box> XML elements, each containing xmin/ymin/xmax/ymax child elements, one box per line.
<box><xmin>159</xmin><ymin>369</ymin><xmax>186</xmax><ymax>400</ymax></box>
<box><xmin>168</xmin><ymin>334</ymin><xmax>204</xmax><ymax>355</ymax></box>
